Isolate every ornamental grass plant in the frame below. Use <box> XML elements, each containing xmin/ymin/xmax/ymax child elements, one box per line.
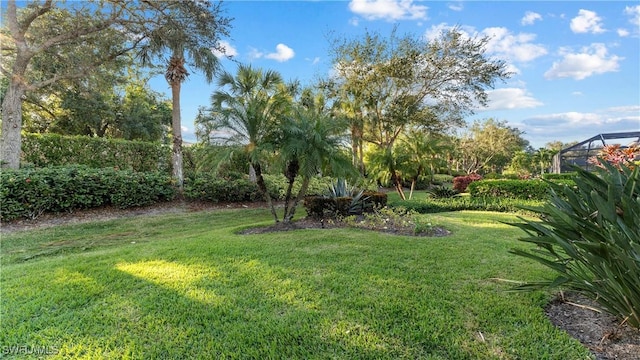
<box><xmin>510</xmin><ymin>161</ymin><xmax>640</xmax><ymax>328</ymax></box>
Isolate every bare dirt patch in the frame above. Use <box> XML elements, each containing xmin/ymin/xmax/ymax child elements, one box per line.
<box><xmin>546</xmin><ymin>292</ymin><xmax>640</xmax><ymax>360</ymax></box>
<box><xmin>1</xmin><ymin>202</ymin><xmax>638</xmax><ymax>358</ymax></box>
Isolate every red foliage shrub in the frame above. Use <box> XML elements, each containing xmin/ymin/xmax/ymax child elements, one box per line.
<box><xmin>453</xmin><ymin>173</ymin><xmax>483</xmax><ymax>193</ymax></box>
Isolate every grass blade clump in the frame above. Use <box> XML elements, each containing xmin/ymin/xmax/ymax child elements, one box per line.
<box><xmin>510</xmin><ymin>162</ymin><xmax>640</xmax><ymax>328</ymax></box>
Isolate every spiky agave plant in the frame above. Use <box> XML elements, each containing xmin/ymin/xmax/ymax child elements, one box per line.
<box><xmin>510</xmin><ymin>161</ymin><xmax>640</xmax><ymax>328</ymax></box>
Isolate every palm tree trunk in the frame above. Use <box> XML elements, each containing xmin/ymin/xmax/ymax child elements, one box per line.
<box><xmin>285</xmin><ymin>175</ymin><xmax>311</xmax><ymax>222</ymax></box>
<box><xmin>391</xmin><ymin>169</ymin><xmax>406</xmax><ymax>200</ymax></box>
<box><xmin>254</xmin><ymin>162</ymin><xmax>279</xmax><ymax>223</ymax></box>
<box><xmin>282</xmin><ymin>159</ymin><xmax>299</xmax><ymax>221</ymax></box>
<box><xmin>170</xmin><ymin>79</ymin><xmax>184</xmax><ymax>196</ymax></box>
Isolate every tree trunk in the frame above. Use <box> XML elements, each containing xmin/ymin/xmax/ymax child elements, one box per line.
<box><xmin>409</xmin><ymin>179</ymin><xmax>416</xmax><ymax>200</ymax></box>
<box><xmin>1</xmin><ymin>81</ymin><xmax>26</xmax><ymax>169</ymax></box>
<box><xmin>282</xmin><ymin>159</ymin><xmax>299</xmax><ymax>221</ymax></box>
<box><xmin>254</xmin><ymin>162</ymin><xmax>279</xmax><ymax>223</ymax></box>
<box><xmin>170</xmin><ymin>80</ymin><xmax>184</xmax><ymax>195</ymax></box>
<box><xmin>285</xmin><ymin>175</ymin><xmax>311</xmax><ymax>222</ymax></box>
<box><xmin>391</xmin><ymin>169</ymin><xmax>406</xmax><ymax>200</ymax></box>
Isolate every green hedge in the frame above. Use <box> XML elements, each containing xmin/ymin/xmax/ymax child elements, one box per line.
<box><xmin>389</xmin><ymin>196</ymin><xmax>544</xmax><ymax>216</ymax></box>
<box><xmin>1</xmin><ymin>166</ymin><xmax>175</xmax><ymax>221</ymax></box>
<box><xmin>184</xmin><ymin>173</ymin><xmax>261</xmax><ymax>203</ymax></box>
<box><xmin>468</xmin><ymin>179</ymin><xmax>576</xmax><ymax>200</ymax></box>
<box><xmin>21</xmin><ymin>133</ymin><xmax>170</xmax><ymax>172</ymax></box>
<box><xmin>541</xmin><ymin>172</ymin><xmax>577</xmax><ymax>180</ymax></box>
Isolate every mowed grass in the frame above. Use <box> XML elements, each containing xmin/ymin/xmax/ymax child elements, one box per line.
<box><xmin>0</xmin><ymin>209</ymin><xmax>592</xmax><ymax>359</ymax></box>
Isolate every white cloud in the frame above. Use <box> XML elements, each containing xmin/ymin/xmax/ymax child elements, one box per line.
<box><xmin>248</xmin><ymin>47</ymin><xmax>264</xmax><ymax>60</ymax></box>
<box><xmin>250</xmin><ymin>44</ymin><xmax>295</xmax><ymax>62</ymax></box>
<box><xmin>482</xmin><ymin>27</ymin><xmax>548</xmax><ymax>63</ymax></box>
<box><xmin>211</xmin><ymin>40</ymin><xmax>237</xmax><ymax>58</ymax></box>
<box><xmin>349</xmin><ymin>17</ymin><xmax>360</xmax><ymax>26</ymax></box>
<box><xmin>481</xmin><ymin>88</ymin><xmax>543</xmax><ymax>111</ymax></box>
<box><xmin>521</xmin><ymin>11</ymin><xmax>542</xmax><ymax>26</ymax></box>
<box><xmin>617</xmin><ymin>28</ymin><xmax>630</xmax><ymax>37</ymax></box>
<box><xmin>265</xmin><ymin>43</ymin><xmax>295</xmax><ymax>62</ymax></box>
<box><xmin>625</xmin><ymin>5</ymin><xmax>640</xmax><ymax>26</ymax></box>
<box><xmin>544</xmin><ymin>43</ymin><xmax>622</xmax><ymax>80</ymax></box>
<box><xmin>348</xmin><ymin>0</ymin><xmax>428</xmax><ymax>21</ymax></box>
<box><xmin>448</xmin><ymin>2</ymin><xmax>463</xmax><ymax>11</ymax></box>
<box><xmin>424</xmin><ymin>24</ymin><xmax>547</xmax><ymax>66</ymax></box>
<box><xmin>570</xmin><ymin>9</ymin><xmax>606</xmax><ymax>34</ymax></box>
<box><xmin>572</xmin><ymin>91</ymin><xmax>583</xmax><ymax>96</ymax></box>
<box><xmin>518</xmin><ymin>106</ymin><xmax>640</xmax><ymax>147</ymax></box>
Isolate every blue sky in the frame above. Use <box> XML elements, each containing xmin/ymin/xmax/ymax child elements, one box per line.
<box><xmin>148</xmin><ymin>1</ymin><xmax>637</xmax><ymax>148</ymax></box>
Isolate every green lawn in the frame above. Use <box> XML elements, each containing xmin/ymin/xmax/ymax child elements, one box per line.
<box><xmin>0</xmin><ymin>209</ymin><xmax>593</xmax><ymax>359</ymax></box>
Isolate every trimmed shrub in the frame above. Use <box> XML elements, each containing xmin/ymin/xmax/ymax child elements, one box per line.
<box><xmin>1</xmin><ymin>166</ymin><xmax>175</xmax><ymax>221</ymax></box>
<box><xmin>510</xmin><ymin>162</ymin><xmax>640</xmax><ymax>328</ymax></box>
<box><xmin>541</xmin><ymin>172</ymin><xmax>577</xmax><ymax>180</ymax></box>
<box><xmin>468</xmin><ymin>179</ymin><xmax>576</xmax><ymax>200</ymax></box>
<box><xmin>21</xmin><ymin>133</ymin><xmax>170</xmax><ymax>173</ymax></box>
<box><xmin>452</xmin><ymin>174</ymin><xmax>482</xmax><ymax>192</ymax></box>
<box><xmin>183</xmin><ymin>173</ymin><xmax>260</xmax><ymax>203</ymax></box>
<box><xmin>389</xmin><ymin>196</ymin><xmax>543</xmax><ymax>216</ymax></box>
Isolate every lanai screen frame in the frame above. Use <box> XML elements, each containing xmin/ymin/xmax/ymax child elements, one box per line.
<box><xmin>551</xmin><ymin>131</ymin><xmax>640</xmax><ymax>173</ymax></box>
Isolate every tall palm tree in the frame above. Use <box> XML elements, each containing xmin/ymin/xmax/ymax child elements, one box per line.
<box><xmin>138</xmin><ymin>1</ymin><xmax>231</xmax><ymax>193</ymax></box>
<box><xmin>208</xmin><ymin>64</ymin><xmax>288</xmax><ymax>222</ymax></box>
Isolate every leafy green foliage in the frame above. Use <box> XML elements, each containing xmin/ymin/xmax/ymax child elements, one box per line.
<box><xmin>541</xmin><ymin>172</ymin><xmax>577</xmax><ymax>180</ymax></box>
<box><xmin>21</xmin><ymin>133</ymin><xmax>170</xmax><ymax>173</ymax></box>
<box><xmin>0</xmin><ymin>166</ymin><xmax>175</xmax><ymax>220</ymax></box>
<box><xmin>389</xmin><ymin>194</ymin><xmax>543</xmax><ymax>216</ymax></box>
<box><xmin>510</xmin><ymin>163</ymin><xmax>640</xmax><ymax>328</ymax></box>
<box><xmin>468</xmin><ymin>179</ymin><xmax>576</xmax><ymax>200</ymax></box>
<box><xmin>183</xmin><ymin>173</ymin><xmax>260</xmax><ymax>203</ymax></box>
<box><xmin>427</xmin><ymin>185</ymin><xmax>459</xmax><ymax>198</ymax></box>
<box><xmin>431</xmin><ymin>174</ymin><xmax>454</xmax><ymax>185</ymax></box>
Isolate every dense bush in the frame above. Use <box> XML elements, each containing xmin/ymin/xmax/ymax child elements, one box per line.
<box><xmin>452</xmin><ymin>174</ymin><xmax>482</xmax><ymax>192</ymax></box>
<box><xmin>541</xmin><ymin>172</ymin><xmax>577</xmax><ymax>180</ymax></box>
<box><xmin>183</xmin><ymin>172</ymin><xmax>260</xmax><ymax>203</ymax></box>
<box><xmin>21</xmin><ymin>133</ymin><xmax>171</xmax><ymax>173</ymax></box>
<box><xmin>389</xmin><ymin>196</ymin><xmax>543</xmax><ymax>216</ymax></box>
<box><xmin>1</xmin><ymin>166</ymin><xmax>175</xmax><ymax>221</ymax></box>
<box><xmin>510</xmin><ymin>163</ymin><xmax>640</xmax><ymax>328</ymax></box>
<box><xmin>431</xmin><ymin>174</ymin><xmax>454</xmax><ymax>184</ymax></box>
<box><xmin>468</xmin><ymin>179</ymin><xmax>576</xmax><ymax>200</ymax></box>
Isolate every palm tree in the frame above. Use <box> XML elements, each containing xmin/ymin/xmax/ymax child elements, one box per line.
<box><xmin>137</xmin><ymin>1</ymin><xmax>231</xmax><ymax>193</ymax></box>
<box><xmin>280</xmin><ymin>105</ymin><xmax>355</xmax><ymax>222</ymax></box>
<box><xmin>207</xmin><ymin>64</ymin><xmax>288</xmax><ymax>222</ymax></box>
<box><xmin>397</xmin><ymin>130</ymin><xmax>451</xmax><ymax>199</ymax></box>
